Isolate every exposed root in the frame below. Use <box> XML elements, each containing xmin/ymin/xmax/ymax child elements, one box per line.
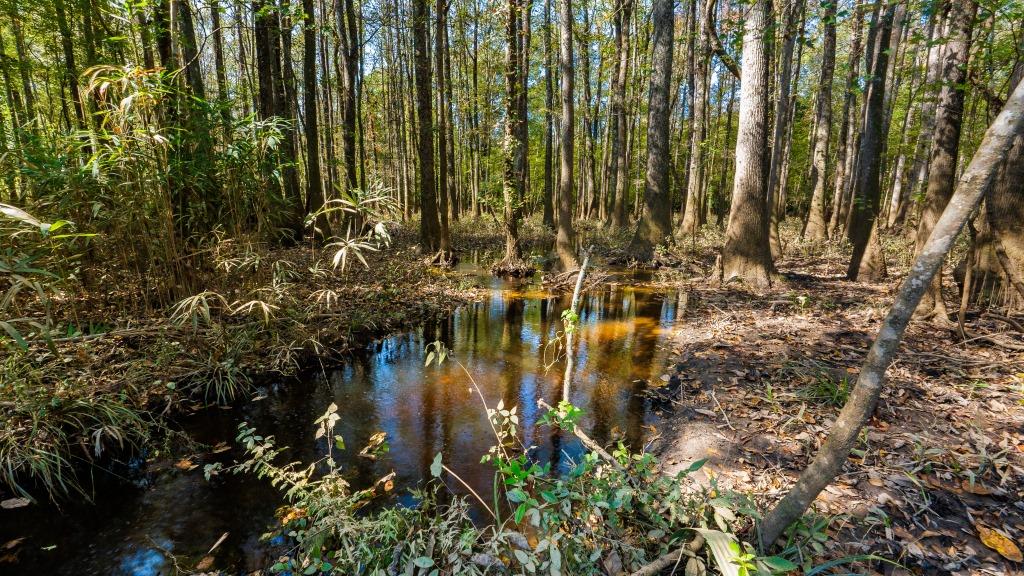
<box><xmin>490</xmin><ymin>256</ymin><xmax>535</xmax><ymax>278</ymax></box>
<box><xmin>427</xmin><ymin>249</ymin><xmax>459</xmax><ymax>268</ymax></box>
<box><xmin>542</xmin><ymin>268</ymin><xmax>610</xmax><ymax>292</ymax></box>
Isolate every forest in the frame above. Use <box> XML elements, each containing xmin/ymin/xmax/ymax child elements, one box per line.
<box><xmin>1</xmin><ymin>0</ymin><xmax>1023</xmax><ymax>572</ymax></box>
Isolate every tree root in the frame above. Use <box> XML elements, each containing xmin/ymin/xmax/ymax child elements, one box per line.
<box><xmin>490</xmin><ymin>256</ymin><xmax>535</xmax><ymax>278</ymax></box>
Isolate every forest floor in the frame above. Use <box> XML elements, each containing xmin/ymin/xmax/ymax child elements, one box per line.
<box><xmin>633</xmin><ymin>226</ymin><xmax>1024</xmax><ymax>575</ymax></box>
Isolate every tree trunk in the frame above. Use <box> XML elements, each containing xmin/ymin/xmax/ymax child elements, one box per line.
<box><xmin>803</xmin><ymin>0</ymin><xmax>836</xmax><ymax>240</ymax></box>
<box><xmin>413</xmin><ymin>0</ymin><xmax>439</xmax><ymax>252</ymax></box>
<box><xmin>846</xmin><ymin>3</ymin><xmax>896</xmax><ymax>281</ymax></box>
<box><xmin>54</xmin><ymin>0</ymin><xmax>87</xmax><ymax>129</ymax></box>
<box><xmin>827</xmin><ymin>5</ymin><xmax>863</xmax><ymax>240</ymax></box>
<box><xmin>435</xmin><ymin>0</ymin><xmax>452</xmax><ymax>258</ymax></box>
<box><xmin>210</xmin><ymin>0</ymin><xmax>232</xmax><ymax>127</ymax></box>
<box><xmin>628</xmin><ymin>0</ymin><xmax>673</xmax><ymax>261</ymax></box>
<box><xmin>766</xmin><ymin>0</ymin><xmax>800</xmax><ymax>259</ymax></box>
<box><xmin>760</xmin><ymin>76</ymin><xmax>1024</xmax><ymax>548</ymax></box>
<box><xmin>500</xmin><ymin>0</ymin><xmax>525</xmax><ymax>264</ymax></box>
<box><xmin>555</xmin><ymin>0</ymin><xmax>577</xmax><ymax>270</ymax></box>
<box><xmin>303</xmin><ymin>0</ymin><xmax>330</xmax><ymax>240</ymax></box>
<box><xmin>913</xmin><ymin>0</ymin><xmax>978</xmax><ymax>320</ymax></box>
<box><xmin>542</xmin><ymin>0</ymin><xmax>555</xmax><ymax>228</ymax></box>
<box><xmin>608</xmin><ymin>0</ymin><xmax>633</xmax><ymax>228</ymax></box>
<box><xmin>720</xmin><ymin>0</ymin><xmax>772</xmax><ymax>287</ymax></box>
<box><xmin>680</xmin><ymin>0</ymin><xmax>714</xmax><ymax>236</ymax></box>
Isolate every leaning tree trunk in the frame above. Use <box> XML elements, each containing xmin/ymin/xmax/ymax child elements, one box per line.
<box><xmin>720</xmin><ymin>0</ymin><xmax>773</xmax><ymax>287</ymax></box>
<box><xmin>555</xmin><ymin>0</ymin><xmax>578</xmax><ymax>270</ymax></box>
<box><xmin>912</xmin><ymin>0</ymin><xmax>978</xmax><ymax>320</ymax></box>
<box><xmin>628</xmin><ymin>0</ymin><xmax>673</xmax><ymax>261</ymax></box>
<box><xmin>803</xmin><ymin>0</ymin><xmax>837</xmax><ymax>241</ymax></box>
<box><xmin>760</xmin><ymin>75</ymin><xmax>1024</xmax><ymax>548</ymax></box>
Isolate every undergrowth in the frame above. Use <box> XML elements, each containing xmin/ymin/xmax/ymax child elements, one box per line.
<box><xmin>208</xmin><ymin>344</ymin><xmax>853</xmax><ymax>576</ymax></box>
<box><xmin>0</xmin><ymin>352</ymin><xmax>150</xmax><ymax>499</ymax></box>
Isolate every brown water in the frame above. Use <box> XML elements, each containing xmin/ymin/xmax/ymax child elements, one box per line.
<box><xmin>0</xmin><ymin>264</ymin><xmax>685</xmax><ymax>575</ymax></box>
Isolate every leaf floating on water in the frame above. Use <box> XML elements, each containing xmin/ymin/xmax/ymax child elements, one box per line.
<box><xmin>207</xmin><ymin>532</ymin><xmax>229</xmax><ymax>554</ymax></box>
<box><xmin>0</xmin><ymin>498</ymin><xmax>30</xmax><ymax>510</ymax></box>
<box><xmin>976</xmin><ymin>523</ymin><xmax>1023</xmax><ymax>562</ymax></box>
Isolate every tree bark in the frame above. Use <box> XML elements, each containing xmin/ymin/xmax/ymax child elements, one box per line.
<box><xmin>413</xmin><ymin>0</ymin><xmax>439</xmax><ymax>252</ymax></box>
<box><xmin>720</xmin><ymin>0</ymin><xmax>773</xmax><ymax>287</ymax></box>
<box><xmin>803</xmin><ymin>0</ymin><xmax>836</xmax><ymax>241</ymax></box>
<box><xmin>500</xmin><ymin>0</ymin><xmax>526</xmax><ymax>264</ymax></box>
<box><xmin>303</xmin><ymin>0</ymin><xmax>330</xmax><ymax>240</ymax></box>
<box><xmin>608</xmin><ymin>0</ymin><xmax>633</xmax><ymax>228</ymax></box>
<box><xmin>680</xmin><ymin>0</ymin><xmax>715</xmax><ymax>236</ymax></box>
<box><xmin>555</xmin><ymin>0</ymin><xmax>577</xmax><ymax>270</ymax></box>
<box><xmin>760</xmin><ymin>75</ymin><xmax>1024</xmax><ymax>548</ymax></box>
<box><xmin>628</xmin><ymin>0</ymin><xmax>673</xmax><ymax>261</ymax></box>
<box><xmin>846</xmin><ymin>3</ymin><xmax>896</xmax><ymax>281</ymax></box>
<box><xmin>913</xmin><ymin>0</ymin><xmax>978</xmax><ymax>320</ymax></box>
<box><xmin>542</xmin><ymin>0</ymin><xmax>555</xmax><ymax>228</ymax></box>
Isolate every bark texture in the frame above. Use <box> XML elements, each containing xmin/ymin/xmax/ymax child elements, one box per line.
<box><xmin>721</xmin><ymin>0</ymin><xmax>773</xmax><ymax>287</ymax></box>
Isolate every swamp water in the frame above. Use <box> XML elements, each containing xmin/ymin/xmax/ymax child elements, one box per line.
<box><xmin>1</xmin><ymin>266</ymin><xmax>687</xmax><ymax>575</ymax></box>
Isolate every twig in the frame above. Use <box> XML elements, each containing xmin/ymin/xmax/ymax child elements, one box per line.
<box><xmin>628</xmin><ymin>533</ymin><xmax>705</xmax><ymax>576</ymax></box>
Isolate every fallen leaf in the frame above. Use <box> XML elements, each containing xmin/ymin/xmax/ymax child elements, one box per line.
<box><xmin>976</xmin><ymin>524</ymin><xmax>1023</xmax><ymax>562</ymax></box>
<box><xmin>961</xmin><ymin>480</ymin><xmax>992</xmax><ymax>495</ymax></box>
<box><xmin>175</xmin><ymin>459</ymin><xmax>195</xmax><ymax>471</ymax></box>
<box><xmin>195</xmin><ymin>555</ymin><xmax>215</xmax><ymax>570</ymax></box>
<box><xmin>0</xmin><ymin>498</ymin><xmax>30</xmax><ymax>510</ymax></box>
<box><xmin>2</xmin><ymin>538</ymin><xmax>24</xmax><ymax>550</ymax></box>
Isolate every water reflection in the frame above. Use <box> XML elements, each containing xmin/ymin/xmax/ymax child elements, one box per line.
<box><xmin>0</xmin><ymin>272</ymin><xmax>681</xmax><ymax>575</ymax></box>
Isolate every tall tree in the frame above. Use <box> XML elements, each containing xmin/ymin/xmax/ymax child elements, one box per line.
<box><xmin>680</xmin><ymin>0</ymin><xmax>714</xmax><ymax>236</ymax></box>
<box><xmin>303</xmin><ymin>0</ymin><xmax>330</xmax><ymax>239</ymax></box>
<box><xmin>555</xmin><ymin>0</ymin><xmax>577</xmax><ymax>270</ymax></box>
<box><xmin>720</xmin><ymin>0</ymin><xmax>773</xmax><ymax>287</ymax></box>
<box><xmin>607</xmin><ymin>0</ymin><xmax>633</xmax><ymax>228</ymax></box>
<box><xmin>499</xmin><ymin>0</ymin><xmax>526</xmax><ymax>267</ymax></box>
<box><xmin>413</xmin><ymin>0</ymin><xmax>440</xmax><ymax>253</ymax></box>
<box><xmin>628</xmin><ymin>0</ymin><xmax>673</xmax><ymax>260</ymax></box>
<box><xmin>912</xmin><ymin>0</ymin><xmax>978</xmax><ymax>320</ymax></box>
<box><xmin>435</xmin><ymin>0</ymin><xmax>453</xmax><ymax>259</ymax></box>
<box><xmin>803</xmin><ymin>0</ymin><xmax>837</xmax><ymax>240</ymax></box>
<box><xmin>846</xmin><ymin>2</ymin><xmax>897</xmax><ymax>281</ymax></box>
<box><xmin>542</xmin><ymin>0</ymin><xmax>555</xmax><ymax>228</ymax></box>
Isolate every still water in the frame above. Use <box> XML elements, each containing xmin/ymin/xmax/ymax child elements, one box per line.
<box><xmin>0</xmin><ymin>266</ymin><xmax>685</xmax><ymax>574</ymax></box>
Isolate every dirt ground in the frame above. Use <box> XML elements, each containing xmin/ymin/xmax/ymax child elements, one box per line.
<box><xmin>647</xmin><ymin>244</ymin><xmax>1024</xmax><ymax>575</ymax></box>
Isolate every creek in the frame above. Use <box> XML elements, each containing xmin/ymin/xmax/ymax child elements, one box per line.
<box><xmin>0</xmin><ymin>260</ymin><xmax>686</xmax><ymax>574</ymax></box>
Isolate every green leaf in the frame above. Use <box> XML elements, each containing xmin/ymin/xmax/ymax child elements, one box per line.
<box><xmin>334</xmin><ymin>435</ymin><xmax>346</xmax><ymax>450</ymax></box>
<box><xmin>0</xmin><ymin>321</ymin><xmax>28</xmax><ymax>350</ymax></box>
<box><xmin>761</xmin><ymin>556</ymin><xmax>798</xmax><ymax>572</ymax></box>
<box><xmin>413</xmin><ymin>556</ymin><xmax>434</xmax><ymax>568</ymax></box>
<box><xmin>694</xmin><ymin>528</ymin><xmax>741</xmax><ymax>576</ymax></box>
<box><xmin>514</xmin><ymin>501</ymin><xmax>529</xmax><ymax>524</ymax></box>
<box><xmin>514</xmin><ymin>550</ymin><xmax>531</xmax><ymax>565</ymax></box>
<box><xmin>507</xmin><ymin>488</ymin><xmax>528</xmax><ymax>503</ymax></box>
<box><xmin>685</xmin><ymin>458</ymin><xmax>708</xmax><ymax>474</ymax></box>
<box><xmin>430</xmin><ymin>452</ymin><xmax>442</xmax><ymax>478</ymax></box>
